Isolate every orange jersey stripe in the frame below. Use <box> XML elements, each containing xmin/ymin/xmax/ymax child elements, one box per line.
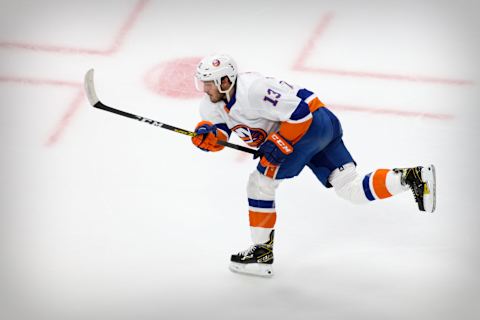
<box><xmin>249</xmin><ymin>211</ymin><xmax>277</xmax><ymax>228</ymax></box>
<box><xmin>279</xmin><ymin>96</ymin><xmax>324</xmax><ymax>144</ymax></box>
<box><xmin>308</xmin><ymin>97</ymin><xmax>325</xmax><ymax>113</ymax></box>
<box><xmin>372</xmin><ymin>169</ymin><xmax>393</xmax><ymax>199</ymax></box>
<box><xmin>279</xmin><ymin>117</ymin><xmax>313</xmax><ymax>144</ymax></box>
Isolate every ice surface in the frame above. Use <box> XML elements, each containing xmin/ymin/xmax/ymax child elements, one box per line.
<box><xmin>1</xmin><ymin>0</ymin><xmax>479</xmax><ymax>319</ymax></box>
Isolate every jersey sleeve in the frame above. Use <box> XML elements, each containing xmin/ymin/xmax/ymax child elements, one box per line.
<box><xmin>198</xmin><ymin>97</ymin><xmax>232</xmax><ymax>138</ymax></box>
<box><xmin>247</xmin><ymin>78</ymin><xmax>314</xmax><ymax>144</ymax></box>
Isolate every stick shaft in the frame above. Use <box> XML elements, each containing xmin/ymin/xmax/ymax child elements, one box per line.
<box><xmin>92</xmin><ymin>101</ymin><xmax>260</xmax><ymax>156</ymax></box>
<box><xmin>85</xmin><ymin>68</ymin><xmax>260</xmax><ymax>156</ymax></box>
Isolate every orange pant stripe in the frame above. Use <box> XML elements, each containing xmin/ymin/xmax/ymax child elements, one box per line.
<box><xmin>265</xmin><ymin>166</ymin><xmax>278</xmax><ymax>179</ymax></box>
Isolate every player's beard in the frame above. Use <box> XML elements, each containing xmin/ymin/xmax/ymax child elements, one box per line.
<box><xmin>208</xmin><ymin>91</ymin><xmax>226</xmax><ymax>103</ymax></box>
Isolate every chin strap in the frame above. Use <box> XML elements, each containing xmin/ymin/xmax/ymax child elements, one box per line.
<box><xmin>225</xmin><ymin>88</ymin><xmax>233</xmax><ymax>102</ymax></box>
<box><xmin>216</xmin><ymin>79</ymin><xmax>235</xmax><ymax>102</ymax></box>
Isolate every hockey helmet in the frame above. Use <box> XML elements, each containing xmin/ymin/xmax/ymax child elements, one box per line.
<box><xmin>195</xmin><ymin>54</ymin><xmax>238</xmax><ymax>95</ymax></box>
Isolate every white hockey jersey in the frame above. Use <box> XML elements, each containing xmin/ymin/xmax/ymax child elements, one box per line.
<box><xmin>199</xmin><ymin>72</ymin><xmax>323</xmax><ymax>148</ymax></box>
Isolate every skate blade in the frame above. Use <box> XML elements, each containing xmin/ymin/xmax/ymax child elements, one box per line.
<box><xmin>229</xmin><ymin>262</ymin><xmax>274</xmax><ymax>278</ymax></box>
<box><xmin>421</xmin><ymin>165</ymin><xmax>436</xmax><ymax>213</ymax></box>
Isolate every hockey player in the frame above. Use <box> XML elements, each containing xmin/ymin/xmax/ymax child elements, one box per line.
<box><xmin>191</xmin><ymin>54</ymin><xmax>436</xmax><ymax>277</ymax></box>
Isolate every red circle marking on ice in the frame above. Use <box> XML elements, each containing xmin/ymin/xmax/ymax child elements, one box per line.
<box><xmin>144</xmin><ymin>57</ymin><xmax>203</xmax><ymax>99</ymax></box>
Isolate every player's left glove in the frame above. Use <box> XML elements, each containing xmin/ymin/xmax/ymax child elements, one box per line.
<box><xmin>256</xmin><ymin>132</ymin><xmax>294</xmax><ymax>167</ymax></box>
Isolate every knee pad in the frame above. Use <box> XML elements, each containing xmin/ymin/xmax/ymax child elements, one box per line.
<box><xmin>328</xmin><ymin>163</ymin><xmax>369</xmax><ymax>204</ymax></box>
<box><xmin>247</xmin><ymin>170</ymin><xmax>281</xmax><ymax>200</ymax></box>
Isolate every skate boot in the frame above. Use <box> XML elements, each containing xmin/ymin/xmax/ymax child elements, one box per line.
<box><xmin>229</xmin><ymin>230</ymin><xmax>274</xmax><ymax>277</ymax></box>
<box><xmin>393</xmin><ymin>165</ymin><xmax>436</xmax><ymax>213</ymax></box>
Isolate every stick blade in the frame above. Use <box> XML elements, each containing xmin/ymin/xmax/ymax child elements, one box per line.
<box><xmin>84</xmin><ymin>68</ymin><xmax>100</xmax><ymax>106</ymax></box>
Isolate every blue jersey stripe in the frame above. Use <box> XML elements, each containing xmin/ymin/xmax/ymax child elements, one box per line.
<box><xmin>296</xmin><ymin>88</ymin><xmax>314</xmax><ymax>100</ymax></box>
<box><xmin>362</xmin><ymin>173</ymin><xmax>375</xmax><ymax>201</ymax></box>
<box><xmin>215</xmin><ymin>123</ymin><xmax>231</xmax><ymax>137</ymax></box>
<box><xmin>225</xmin><ymin>90</ymin><xmax>237</xmax><ymax>110</ymax></box>
<box><xmin>248</xmin><ymin>198</ymin><xmax>275</xmax><ymax>209</ymax></box>
<box><xmin>289</xmin><ymin>101</ymin><xmax>310</xmax><ymax>121</ymax></box>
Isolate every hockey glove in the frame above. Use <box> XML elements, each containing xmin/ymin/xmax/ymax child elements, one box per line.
<box><xmin>191</xmin><ymin>121</ymin><xmax>227</xmax><ymax>152</ymax></box>
<box><xmin>256</xmin><ymin>132</ymin><xmax>293</xmax><ymax>167</ymax></box>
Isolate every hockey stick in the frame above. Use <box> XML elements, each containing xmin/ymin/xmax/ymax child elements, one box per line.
<box><xmin>84</xmin><ymin>69</ymin><xmax>260</xmax><ymax>157</ymax></box>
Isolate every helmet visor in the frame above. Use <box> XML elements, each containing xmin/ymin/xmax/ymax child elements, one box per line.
<box><xmin>194</xmin><ymin>77</ymin><xmax>217</xmax><ymax>93</ymax></box>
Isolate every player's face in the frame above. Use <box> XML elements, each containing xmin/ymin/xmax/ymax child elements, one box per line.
<box><xmin>202</xmin><ymin>81</ymin><xmax>225</xmax><ymax>103</ymax></box>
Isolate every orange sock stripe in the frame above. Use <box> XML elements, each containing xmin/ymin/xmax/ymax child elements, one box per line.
<box><xmin>372</xmin><ymin>169</ymin><xmax>393</xmax><ymax>199</ymax></box>
<box><xmin>249</xmin><ymin>211</ymin><xmax>277</xmax><ymax>228</ymax></box>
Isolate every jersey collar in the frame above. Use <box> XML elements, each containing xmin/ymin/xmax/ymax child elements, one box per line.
<box><xmin>223</xmin><ymin>87</ymin><xmax>237</xmax><ymax>111</ymax></box>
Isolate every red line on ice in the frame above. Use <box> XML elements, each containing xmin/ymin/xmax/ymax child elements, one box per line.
<box><xmin>297</xmin><ymin>66</ymin><xmax>474</xmax><ymax>86</ymax></box>
<box><xmin>0</xmin><ymin>76</ymin><xmax>80</xmax><ymax>87</ymax></box>
<box><xmin>0</xmin><ymin>0</ymin><xmax>149</xmax><ymax>147</ymax></box>
<box><xmin>293</xmin><ymin>12</ymin><xmax>335</xmax><ymax>70</ymax></box>
<box><xmin>293</xmin><ymin>12</ymin><xmax>473</xmax><ymax>86</ymax></box>
<box><xmin>0</xmin><ymin>0</ymin><xmax>149</xmax><ymax>56</ymax></box>
<box><xmin>328</xmin><ymin>104</ymin><xmax>454</xmax><ymax>120</ymax></box>
<box><xmin>0</xmin><ymin>76</ymin><xmax>84</xmax><ymax>146</ymax></box>
<box><xmin>45</xmin><ymin>87</ymin><xmax>85</xmax><ymax>146</ymax></box>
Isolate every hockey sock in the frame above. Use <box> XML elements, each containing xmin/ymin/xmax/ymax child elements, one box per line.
<box><xmin>249</xmin><ymin>198</ymin><xmax>276</xmax><ymax>244</ymax></box>
<box><xmin>329</xmin><ymin>163</ymin><xmax>409</xmax><ymax>204</ymax></box>
<box><xmin>362</xmin><ymin>169</ymin><xmax>408</xmax><ymax>201</ymax></box>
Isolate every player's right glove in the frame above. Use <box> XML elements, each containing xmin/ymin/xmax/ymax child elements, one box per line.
<box><xmin>191</xmin><ymin>120</ymin><xmax>227</xmax><ymax>152</ymax></box>
<box><xmin>256</xmin><ymin>132</ymin><xmax>294</xmax><ymax>167</ymax></box>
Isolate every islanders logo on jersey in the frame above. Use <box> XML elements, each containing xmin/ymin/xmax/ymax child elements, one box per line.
<box><xmin>232</xmin><ymin>125</ymin><xmax>267</xmax><ymax>147</ymax></box>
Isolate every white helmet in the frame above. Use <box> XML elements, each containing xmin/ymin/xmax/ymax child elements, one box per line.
<box><xmin>195</xmin><ymin>54</ymin><xmax>238</xmax><ymax>96</ymax></box>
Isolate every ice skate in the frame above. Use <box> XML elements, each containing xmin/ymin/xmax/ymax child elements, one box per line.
<box><xmin>394</xmin><ymin>165</ymin><xmax>436</xmax><ymax>213</ymax></box>
<box><xmin>229</xmin><ymin>231</ymin><xmax>274</xmax><ymax>278</ymax></box>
